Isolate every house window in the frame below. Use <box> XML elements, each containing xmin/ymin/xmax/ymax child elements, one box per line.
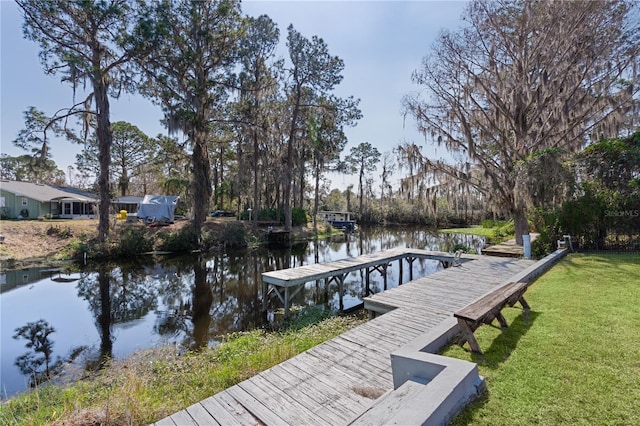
<box><xmin>22</xmin><ymin>197</ymin><xmax>28</xmax><ymax>206</ymax></box>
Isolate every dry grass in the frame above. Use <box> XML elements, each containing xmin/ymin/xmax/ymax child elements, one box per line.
<box><xmin>0</xmin><ymin>219</ymin><xmax>98</xmax><ymax>265</ymax></box>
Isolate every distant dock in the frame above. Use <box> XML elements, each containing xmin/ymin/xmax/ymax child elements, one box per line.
<box><xmin>482</xmin><ymin>233</ymin><xmax>539</xmax><ymax>258</ymax></box>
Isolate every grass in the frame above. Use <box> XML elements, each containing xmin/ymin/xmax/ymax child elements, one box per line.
<box><xmin>439</xmin><ymin>225</ymin><xmax>498</xmax><ymax>238</ymax></box>
<box><xmin>445</xmin><ymin>253</ymin><xmax>640</xmax><ymax>425</ymax></box>
<box><xmin>440</xmin><ymin>220</ymin><xmax>515</xmax><ymax>243</ymax></box>
<box><xmin>0</xmin><ymin>308</ymin><xmax>367</xmax><ymax>426</ymax></box>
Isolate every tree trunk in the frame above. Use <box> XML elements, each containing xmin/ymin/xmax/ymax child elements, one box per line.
<box><xmin>298</xmin><ymin>145</ymin><xmax>305</xmax><ymax>209</ymax></box>
<box><xmin>94</xmin><ymin>78</ymin><xmax>112</xmax><ymax>244</ymax></box>
<box><xmin>359</xmin><ymin>168</ymin><xmax>364</xmax><ymax>217</ymax></box>
<box><xmin>313</xmin><ymin>159</ymin><xmax>320</xmax><ymax>234</ymax></box>
<box><xmin>191</xmin><ymin>131</ymin><xmax>211</xmax><ymax>238</ymax></box>
<box><xmin>513</xmin><ymin>208</ymin><xmax>529</xmax><ymax>246</ymax></box>
<box><xmin>252</xmin><ymin>130</ymin><xmax>259</xmax><ymax>229</ymax></box>
<box><xmin>284</xmin><ymin>89</ymin><xmax>301</xmax><ymax>232</ymax></box>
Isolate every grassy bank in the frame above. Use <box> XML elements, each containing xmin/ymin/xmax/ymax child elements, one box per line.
<box><xmin>445</xmin><ymin>253</ymin><xmax>640</xmax><ymax>425</ymax></box>
<box><xmin>440</xmin><ymin>220</ymin><xmax>515</xmax><ymax>244</ymax></box>
<box><xmin>439</xmin><ymin>226</ymin><xmax>497</xmax><ymax>238</ymax></box>
<box><xmin>1</xmin><ymin>309</ymin><xmax>367</xmax><ymax>426</ymax></box>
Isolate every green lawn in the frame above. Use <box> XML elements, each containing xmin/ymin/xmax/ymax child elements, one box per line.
<box><xmin>445</xmin><ymin>253</ymin><xmax>640</xmax><ymax>425</ymax></box>
<box><xmin>439</xmin><ymin>226</ymin><xmax>497</xmax><ymax>238</ymax></box>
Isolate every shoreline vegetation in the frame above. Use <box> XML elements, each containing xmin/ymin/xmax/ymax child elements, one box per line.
<box><xmin>2</xmin><ymin>253</ymin><xmax>638</xmax><ymax>425</ymax></box>
<box><xmin>0</xmin><ymin>217</ymin><xmax>513</xmax><ymax>271</ymax></box>
<box><xmin>0</xmin><ymin>218</ymin><xmax>344</xmax><ymax>270</ymax></box>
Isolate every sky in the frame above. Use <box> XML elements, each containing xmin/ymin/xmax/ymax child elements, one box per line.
<box><xmin>0</xmin><ymin>0</ymin><xmax>469</xmax><ymax>190</ymax></box>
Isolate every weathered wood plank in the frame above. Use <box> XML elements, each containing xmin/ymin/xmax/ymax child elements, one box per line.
<box><xmin>214</xmin><ymin>392</ymin><xmax>264</xmax><ymax>425</ymax></box>
<box><xmin>265</xmin><ymin>362</ymin><xmax>364</xmax><ymax>421</ymax></box>
<box><xmin>153</xmin><ymin>417</ymin><xmax>177</xmax><ymax>426</ymax></box>
<box><xmin>292</xmin><ymin>350</ymin><xmax>391</xmax><ymax>391</ymax></box>
<box><xmin>306</xmin><ymin>344</ymin><xmax>393</xmax><ymax>386</ymax></box>
<box><xmin>239</xmin><ymin>375</ymin><xmax>333</xmax><ymax>425</ymax></box>
<box><xmin>280</xmin><ymin>357</ymin><xmax>376</xmax><ymax>409</ymax></box>
<box><xmin>199</xmin><ymin>397</ymin><xmax>249</xmax><ymax>425</ymax></box>
<box><xmin>344</xmin><ymin>323</ymin><xmax>415</xmax><ymax>347</ymax></box>
<box><xmin>224</xmin><ymin>385</ymin><xmax>289</xmax><ymax>426</ymax></box>
<box><xmin>185</xmin><ymin>402</ymin><xmax>221</xmax><ymax>425</ymax></box>
<box><xmin>167</xmin><ymin>410</ymin><xmax>198</xmax><ymax>426</ymax></box>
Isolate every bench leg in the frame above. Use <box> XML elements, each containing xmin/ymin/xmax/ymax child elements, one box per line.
<box><xmin>495</xmin><ymin>312</ymin><xmax>509</xmax><ymax>329</ymax></box>
<box><xmin>457</xmin><ymin>318</ymin><xmax>483</xmax><ymax>354</ymax></box>
<box><xmin>519</xmin><ymin>296</ymin><xmax>530</xmax><ymax>312</ymax></box>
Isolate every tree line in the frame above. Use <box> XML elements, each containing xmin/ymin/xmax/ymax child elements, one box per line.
<box><xmin>2</xmin><ymin>0</ymin><xmax>638</xmax><ymax>249</ymax></box>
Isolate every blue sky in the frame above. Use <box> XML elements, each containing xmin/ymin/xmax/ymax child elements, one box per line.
<box><xmin>1</xmin><ymin>0</ymin><xmax>468</xmax><ymax>190</ymax></box>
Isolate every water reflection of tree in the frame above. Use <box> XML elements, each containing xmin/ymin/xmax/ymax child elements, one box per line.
<box><xmin>189</xmin><ymin>256</ymin><xmax>212</xmax><ymax>350</ymax></box>
<box><xmin>152</xmin><ymin>252</ymin><xmax>268</xmax><ymax>349</ymax></box>
<box><xmin>13</xmin><ymin>320</ymin><xmax>61</xmax><ymax>387</ymax></box>
<box><xmin>77</xmin><ymin>260</ymin><xmax>159</xmax><ymax>363</ymax></box>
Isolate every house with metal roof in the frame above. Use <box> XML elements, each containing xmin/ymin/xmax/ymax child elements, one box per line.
<box><xmin>0</xmin><ymin>180</ymin><xmax>99</xmax><ymax>220</ymax></box>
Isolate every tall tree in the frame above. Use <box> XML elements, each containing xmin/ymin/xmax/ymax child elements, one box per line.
<box><xmin>76</xmin><ymin>121</ymin><xmax>156</xmax><ymax>196</ymax></box>
<box><xmin>394</xmin><ymin>141</ymin><xmax>423</xmax><ymax>201</ymax></box>
<box><xmin>234</xmin><ymin>14</ymin><xmax>280</xmax><ymax>227</ymax></box>
<box><xmin>379</xmin><ymin>151</ymin><xmax>396</xmax><ymax>207</ymax></box>
<box><xmin>283</xmin><ymin>25</ymin><xmax>346</xmax><ymax>231</ymax></box>
<box><xmin>307</xmin><ymin>96</ymin><xmax>361</xmax><ymax>230</ymax></box>
<box><xmin>137</xmin><ymin>0</ymin><xmax>244</xmax><ymax>237</ymax></box>
<box><xmin>0</xmin><ymin>155</ymin><xmax>66</xmax><ymax>186</ymax></box>
<box><xmin>11</xmin><ymin>107</ymin><xmax>68</xmax><ymax>184</ymax></box>
<box><xmin>345</xmin><ymin>142</ymin><xmax>381</xmax><ymax>217</ymax></box>
<box><xmin>18</xmin><ymin>0</ymin><xmax>145</xmax><ymax>243</ymax></box>
<box><xmin>404</xmin><ymin>0</ymin><xmax>640</xmax><ymax>244</ymax></box>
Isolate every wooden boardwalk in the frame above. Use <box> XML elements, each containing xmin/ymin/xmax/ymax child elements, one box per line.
<box><xmin>262</xmin><ymin>248</ymin><xmax>471</xmax><ymax>316</ymax></box>
<box><xmin>482</xmin><ymin>234</ymin><xmax>539</xmax><ymax>258</ymax></box>
<box><xmin>154</xmin><ymin>254</ymin><xmax>539</xmax><ymax>426</ymax></box>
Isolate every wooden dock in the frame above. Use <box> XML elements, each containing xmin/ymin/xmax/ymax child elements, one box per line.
<box><xmin>262</xmin><ymin>248</ymin><xmax>470</xmax><ymax>317</ymax></box>
<box><xmin>482</xmin><ymin>234</ymin><xmax>539</xmax><ymax>258</ymax></box>
<box><xmin>153</xmin><ymin>249</ymin><xmax>562</xmax><ymax>425</ymax></box>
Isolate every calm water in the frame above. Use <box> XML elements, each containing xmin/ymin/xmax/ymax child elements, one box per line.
<box><xmin>0</xmin><ymin>226</ymin><xmax>484</xmax><ymax>399</ymax></box>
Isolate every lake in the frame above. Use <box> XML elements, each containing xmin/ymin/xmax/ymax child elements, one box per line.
<box><xmin>0</xmin><ymin>226</ymin><xmax>485</xmax><ymax>399</ymax></box>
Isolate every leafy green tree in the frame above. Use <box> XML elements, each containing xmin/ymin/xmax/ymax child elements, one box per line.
<box><xmin>345</xmin><ymin>142</ymin><xmax>381</xmax><ymax>216</ymax></box>
<box><xmin>136</xmin><ymin>0</ymin><xmax>244</xmax><ymax>238</ymax></box>
<box><xmin>76</xmin><ymin>121</ymin><xmax>157</xmax><ymax>196</ymax></box>
<box><xmin>404</xmin><ymin>0</ymin><xmax>640</xmax><ymax>244</ymax></box>
<box><xmin>11</xmin><ymin>107</ymin><xmax>69</xmax><ymax>183</ymax></box>
<box><xmin>283</xmin><ymin>25</ymin><xmax>348</xmax><ymax>231</ymax></box>
<box><xmin>0</xmin><ymin>154</ymin><xmax>65</xmax><ymax>185</ymax></box>
<box><xmin>17</xmin><ymin>0</ymin><xmax>147</xmax><ymax>243</ymax></box>
<box><xmin>234</xmin><ymin>14</ymin><xmax>281</xmax><ymax>227</ymax></box>
<box><xmin>324</xmin><ymin>188</ymin><xmax>347</xmax><ymax>211</ymax></box>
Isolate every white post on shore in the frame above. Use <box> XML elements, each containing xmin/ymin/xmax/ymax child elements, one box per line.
<box><xmin>522</xmin><ymin>234</ymin><xmax>531</xmax><ymax>259</ymax></box>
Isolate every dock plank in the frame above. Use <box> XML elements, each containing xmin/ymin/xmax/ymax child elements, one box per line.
<box><xmin>199</xmin><ymin>397</ymin><xmax>248</xmax><ymax>425</ymax></box>
<box><xmin>185</xmin><ymin>403</ymin><xmax>220</xmax><ymax>425</ymax></box>
<box><xmin>214</xmin><ymin>391</ymin><xmax>264</xmax><ymax>425</ymax></box>
<box><xmin>224</xmin><ymin>385</ymin><xmax>289</xmax><ymax>426</ymax></box>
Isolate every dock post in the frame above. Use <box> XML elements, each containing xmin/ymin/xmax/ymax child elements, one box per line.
<box><xmin>398</xmin><ymin>258</ymin><xmax>403</xmax><ymax>285</ymax></box>
<box><xmin>365</xmin><ymin>268</ymin><xmax>371</xmax><ymax>296</ymax></box>
<box><xmin>406</xmin><ymin>256</ymin><xmax>416</xmax><ymax>281</ymax></box>
<box><xmin>383</xmin><ymin>263</ymin><xmax>388</xmax><ymax>290</ymax></box>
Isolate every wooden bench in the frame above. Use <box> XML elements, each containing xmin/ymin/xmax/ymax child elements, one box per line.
<box><xmin>454</xmin><ymin>282</ymin><xmax>530</xmax><ymax>354</ymax></box>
